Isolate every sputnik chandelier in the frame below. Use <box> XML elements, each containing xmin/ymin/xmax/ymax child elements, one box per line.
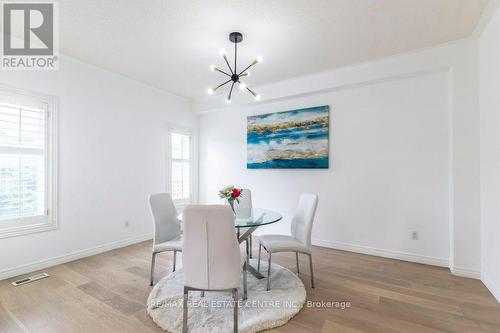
<box><xmin>207</xmin><ymin>32</ymin><xmax>262</xmax><ymax>103</ymax></box>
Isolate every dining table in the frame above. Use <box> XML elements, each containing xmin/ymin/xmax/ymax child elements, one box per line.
<box><xmin>179</xmin><ymin>207</ymin><xmax>283</xmax><ymax>279</ymax></box>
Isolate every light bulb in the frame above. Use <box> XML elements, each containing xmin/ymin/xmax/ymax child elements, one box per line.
<box><xmin>239</xmin><ymin>82</ymin><xmax>247</xmax><ymax>90</ymax></box>
<box><xmin>251</xmin><ymin>55</ymin><xmax>263</xmax><ymax>65</ymax></box>
<box><xmin>219</xmin><ymin>48</ymin><xmax>227</xmax><ymax>57</ymax></box>
<box><xmin>254</xmin><ymin>94</ymin><xmax>261</xmax><ymax>101</ymax></box>
<box><xmin>225</xmin><ymin>96</ymin><xmax>231</xmax><ymax>104</ymax></box>
<box><xmin>210</xmin><ymin>65</ymin><xmax>216</xmax><ymax>71</ymax></box>
<box><xmin>241</xmin><ymin>71</ymin><xmax>250</xmax><ymax>77</ymax></box>
<box><xmin>207</xmin><ymin>88</ymin><xmax>214</xmax><ymax>95</ymax></box>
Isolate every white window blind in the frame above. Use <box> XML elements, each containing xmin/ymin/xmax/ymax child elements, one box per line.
<box><xmin>170</xmin><ymin>131</ymin><xmax>191</xmax><ymax>202</ymax></box>
<box><xmin>0</xmin><ymin>103</ymin><xmax>47</xmax><ymax>220</ymax></box>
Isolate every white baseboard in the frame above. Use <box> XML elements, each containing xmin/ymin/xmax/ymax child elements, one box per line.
<box><xmin>482</xmin><ymin>272</ymin><xmax>500</xmax><ymax>303</ymax></box>
<box><xmin>0</xmin><ymin>233</ymin><xmax>152</xmax><ymax>281</ymax></box>
<box><xmin>450</xmin><ymin>266</ymin><xmax>481</xmax><ymax>279</ymax></box>
<box><xmin>312</xmin><ymin>239</ymin><xmax>449</xmax><ymax>267</ymax></box>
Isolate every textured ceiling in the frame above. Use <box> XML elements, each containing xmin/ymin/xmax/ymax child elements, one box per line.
<box><xmin>48</xmin><ymin>1</ymin><xmax>489</xmax><ymax>98</ymax></box>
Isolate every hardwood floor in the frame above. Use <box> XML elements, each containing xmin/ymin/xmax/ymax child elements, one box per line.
<box><xmin>1</xmin><ymin>241</ymin><xmax>500</xmax><ymax>333</ymax></box>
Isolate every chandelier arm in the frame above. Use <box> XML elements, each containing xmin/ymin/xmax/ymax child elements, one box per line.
<box><xmin>223</xmin><ymin>55</ymin><xmax>233</xmax><ymax>74</ymax></box>
<box><xmin>246</xmin><ymin>86</ymin><xmax>258</xmax><ymax>97</ymax></box>
<box><xmin>238</xmin><ymin>63</ymin><xmax>256</xmax><ymax>76</ymax></box>
<box><xmin>228</xmin><ymin>82</ymin><xmax>235</xmax><ymax>99</ymax></box>
<box><xmin>215</xmin><ymin>68</ymin><xmax>232</xmax><ymax>77</ymax></box>
<box><xmin>214</xmin><ymin>79</ymin><xmax>232</xmax><ymax>92</ymax></box>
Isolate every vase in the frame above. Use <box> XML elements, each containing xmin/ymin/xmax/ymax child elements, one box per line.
<box><xmin>228</xmin><ymin>200</ymin><xmax>236</xmax><ymax>215</ymax></box>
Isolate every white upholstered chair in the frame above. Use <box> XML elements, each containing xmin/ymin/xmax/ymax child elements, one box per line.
<box><xmin>182</xmin><ymin>205</ymin><xmax>247</xmax><ymax>333</ymax></box>
<box><xmin>149</xmin><ymin>193</ymin><xmax>183</xmax><ymax>286</ymax></box>
<box><xmin>257</xmin><ymin>193</ymin><xmax>318</xmax><ymax>291</ymax></box>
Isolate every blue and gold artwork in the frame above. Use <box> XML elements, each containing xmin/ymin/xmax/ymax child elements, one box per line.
<box><xmin>247</xmin><ymin>106</ymin><xmax>329</xmax><ymax>169</ymax></box>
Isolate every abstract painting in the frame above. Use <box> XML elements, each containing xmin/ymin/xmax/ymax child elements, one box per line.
<box><xmin>247</xmin><ymin>106</ymin><xmax>329</xmax><ymax>169</ymax></box>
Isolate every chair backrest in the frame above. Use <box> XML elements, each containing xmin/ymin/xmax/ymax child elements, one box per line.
<box><xmin>290</xmin><ymin>193</ymin><xmax>319</xmax><ymax>250</ymax></box>
<box><xmin>149</xmin><ymin>193</ymin><xmax>181</xmax><ymax>245</ymax></box>
<box><xmin>182</xmin><ymin>205</ymin><xmax>241</xmax><ymax>290</ymax></box>
<box><xmin>234</xmin><ymin>188</ymin><xmax>252</xmax><ymax>218</ymax></box>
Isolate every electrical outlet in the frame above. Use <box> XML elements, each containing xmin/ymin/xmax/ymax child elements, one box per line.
<box><xmin>412</xmin><ymin>231</ymin><xmax>418</xmax><ymax>240</ymax></box>
<box><xmin>124</xmin><ymin>220</ymin><xmax>130</xmax><ymax>228</ymax></box>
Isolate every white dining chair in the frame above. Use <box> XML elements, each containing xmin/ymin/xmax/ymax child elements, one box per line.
<box><xmin>149</xmin><ymin>193</ymin><xmax>183</xmax><ymax>286</ymax></box>
<box><xmin>257</xmin><ymin>193</ymin><xmax>318</xmax><ymax>291</ymax></box>
<box><xmin>182</xmin><ymin>205</ymin><xmax>248</xmax><ymax>333</ymax></box>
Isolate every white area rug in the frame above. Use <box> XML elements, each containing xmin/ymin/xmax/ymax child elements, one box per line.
<box><xmin>147</xmin><ymin>259</ymin><xmax>306</xmax><ymax>333</ymax></box>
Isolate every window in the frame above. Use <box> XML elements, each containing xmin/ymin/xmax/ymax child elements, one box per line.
<box><xmin>170</xmin><ymin>129</ymin><xmax>192</xmax><ymax>205</ymax></box>
<box><xmin>0</xmin><ymin>89</ymin><xmax>57</xmax><ymax>238</ymax></box>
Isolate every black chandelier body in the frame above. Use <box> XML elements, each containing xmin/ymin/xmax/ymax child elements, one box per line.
<box><xmin>208</xmin><ymin>32</ymin><xmax>261</xmax><ymax>103</ymax></box>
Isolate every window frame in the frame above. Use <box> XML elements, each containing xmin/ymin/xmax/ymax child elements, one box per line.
<box><xmin>0</xmin><ymin>86</ymin><xmax>58</xmax><ymax>239</ymax></box>
<box><xmin>167</xmin><ymin>126</ymin><xmax>194</xmax><ymax>210</ymax></box>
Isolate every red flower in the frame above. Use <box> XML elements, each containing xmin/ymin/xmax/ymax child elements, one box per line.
<box><xmin>231</xmin><ymin>188</ymin><xmax>241</xmax><ymax>198</ymax></box>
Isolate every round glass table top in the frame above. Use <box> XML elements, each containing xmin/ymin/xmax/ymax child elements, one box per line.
<box><xmin>233</xmin><ymin>208</ymin><xmax>282</xmax><ymax>228</ymax></box>
<box><xmin>178</xmin><ymin>208</ymin><xmax>282</xmax><ymax>228</ymax></box>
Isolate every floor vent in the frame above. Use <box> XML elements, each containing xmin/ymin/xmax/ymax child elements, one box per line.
<box><xmin>12</xmin><ymin>273</ymin><xmax>49</xmax><ymax>286</ymax></box>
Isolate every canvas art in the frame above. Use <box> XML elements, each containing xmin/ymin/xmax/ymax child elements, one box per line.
<box><xmin>247</xmin><ymin>106</ymin><xmax>329</xmax><ymax>169</ymax></box>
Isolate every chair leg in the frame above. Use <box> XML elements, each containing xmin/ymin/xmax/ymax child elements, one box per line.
<box><xmin>257</xmin><ymin>243</ymin><xmax>262</xmax><ymax>272</ymax></box>
<box><xmin>249</xmin><ymin>234</ymin><xmax>253</xmax><ymax>258</ymax></box>
<box><xmin>296</xmin><ymin>252</ymin><xmax>300</xmax><ymax>274</ymax></box>
<box><xmin>150</xmin><ymin>252</ymin><xmax>157</xmax><ymax>286</ymax></box>
<box><xmin>243</xmin><ymin>260</ymin><xmax>248</xmax><ymax>300</ymax></box>
<box><xmin>267</xmin><ymin>252</ymin><xmax>272</xmax><ymax>291</ymax></box>
<box><xmin>232</xmin><ymin>289</ymin><xmax>239</xmax><ymax>333</ymax></box>
<box><xmin>182</xmin><ymin>287</ymin><xmax>188</xmax><ymax>333</ymax></box>
<box><xmin>308</xmin><ymin>253</ymin><xmax>315</xmax><ymax>288</ymax></box>
<box><xmin>246</xmin><ymin>238</ymin><xmax>250</xmax><ymax>258</ymax></box>
<box><xmin>173</xmin><ymin>251</ymin><xmax>177</xmax><ymax>272</ymax></box>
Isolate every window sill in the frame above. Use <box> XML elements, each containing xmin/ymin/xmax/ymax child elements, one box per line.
<box><xmin>0</xmin><ymin>221</ymin><xmax>57</xmax><ymax>239</ymax></box>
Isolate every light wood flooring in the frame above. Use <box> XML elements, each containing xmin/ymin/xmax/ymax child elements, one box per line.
<box><xmin>1</xmin><ymin>241</ymin><xmax>500</xmax><ymax>333</ymax></box>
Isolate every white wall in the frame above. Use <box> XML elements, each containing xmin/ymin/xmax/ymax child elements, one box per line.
<box><xmin>197</xmin><ymin>39</ymin><xmax>481</xmax><ymax>275</ymax></box>
<box><xmin>0</xmin><ymin>55</ymin><xmax>197</xmax><ymax>279</ymax></box>
<box><xmin>479</xmin><ymin>4</ymin><xmax>500</xmax><ymax>302</ymax></box>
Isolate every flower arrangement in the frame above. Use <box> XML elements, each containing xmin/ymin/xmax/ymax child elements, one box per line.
<box><xmin>218</xmin><ymin>185</ymin><xmax>242</xmax><ymax>214</ymax></box>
